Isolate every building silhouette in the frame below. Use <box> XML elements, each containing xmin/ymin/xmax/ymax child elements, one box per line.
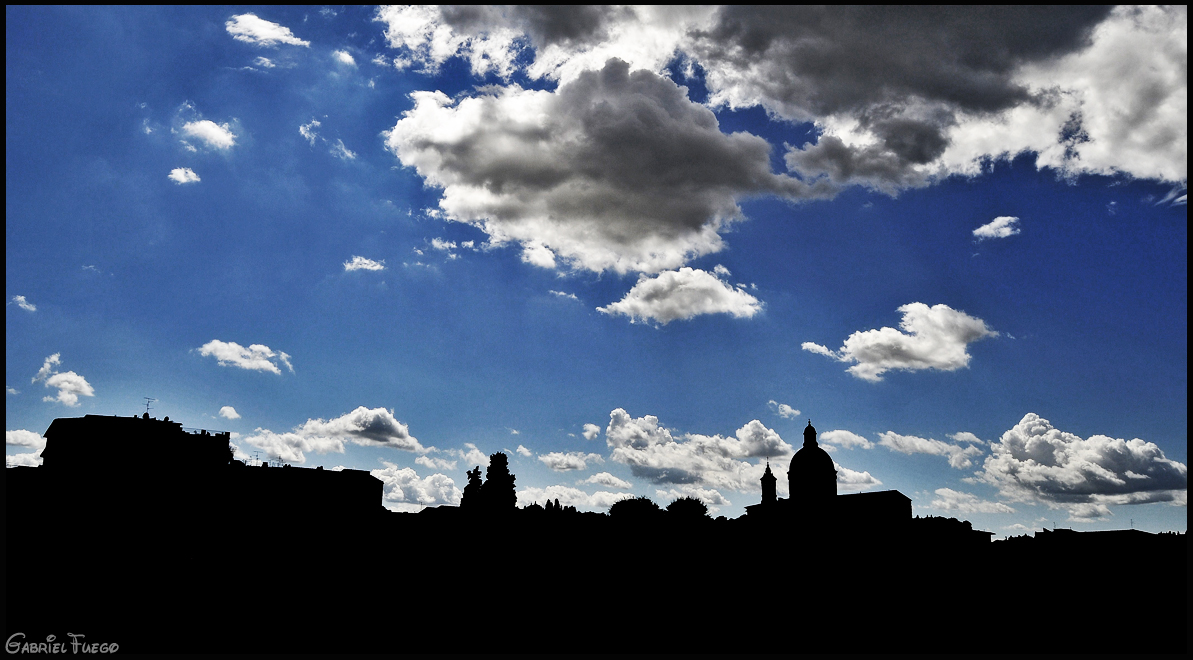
<box><xmin>9</xmin><ymin>413</ymin><xmax>383</xmax><ymax>520</ymax></box>
<box><xmin>744</xmin><ymin>421</ymin><xmax>911</xmax><ymax>533</ymax></box>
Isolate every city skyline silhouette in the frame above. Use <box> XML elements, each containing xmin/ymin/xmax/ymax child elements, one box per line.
<box><xmin>6</xmin><ymin>6</ymin><xmax>1187</xmax><ymax>654</ymax></box>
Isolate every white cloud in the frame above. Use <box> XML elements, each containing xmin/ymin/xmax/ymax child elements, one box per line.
<box><xmin>329</xmin><ymin>139</ymin><xmax>357</xmax><ymax>160</ymax></box>
<box><xmin>517</xmin><ymin>484</ymin><xmax>631</xmax><ymax>511</ymax></box>
<box><xmin>344</xmin><ymin>256</ymin><xmax>385</xmax><ymax>271</ymax></box>
<box><xmin>372</xmin><ymin>462</ymin><xmax>461</xmax><ymax>512</ymax></box>
<box><xmin>821</xmin><ymin>430</ymin><xmax>873</xmax><ymax>450</ymax></box>
<box><xmin>374</xmin><ymin>5</ymin><xmax>524</xmax><ymax>78</ymax></box>
<box><xmin>333</xmin><ymin>50</ymin><xmax>357</xmax><ymax>66</ymax></box>
<box><xmin>656</xmin><ymin>486</ymin><xmax>731</xmax><ymax>510</ymax></box>
<box><xmin>10</xmin><ymin>295</ymin><xmax>36</xmax><ymax>312</ymax></box>
<box><xmin>582</xmin><ymin>423</ymin><xmax>601</xmax><ymax>440</ymax></box>
<box><xmin>598</xmin><ymin>267</ymin><xmax>763</xmax><ymax>325</ymax></box>
<box><xmin>253</xmin><ymin>56</ymin><xmax>276</xmax><ymax>69</ymax></box>
<box><xmin>975</xmin><ymin>413</ymin><xmax>1188</xmax><ymax>518</ymax></box>
<box><xmin>218</xmin><ymin>406</ymin><xmax>241</xmax><ymax>420</ymax></box>
<box><xmin>6</xmin><ymin>387</ymin><xmax>18</xmax><ymax>395</ymax></box>
<box><xmin>243</xmin><ymin>406</ymin><xmax>425</xmax><ymax>463</ymax></box>
<box><xmin>538</xmin><ymin>451</ymin><xmax>605</xmax><ymax>472</ymax></box>
<box><xmin>225</xmin><ymin>13</ymin><xmax>310</xmax><ymax>48</ymax></box>
<box><xmin>973</xmin><ymin>216</ymin><xmax>1020</xmax><ymax>241</ymax></box>
<box><xmin>455</xmin><ymin>442</ymin><xmax>490</xmax><ymax>468</ymax></box>
<box><xmin>550</xmin><ymin>290</ymin><xmax>579</xmax><ymax>301</ymax></box>
<box><xmin>6</xmin><ymin>429</ymin><xmax>46</xmax><ymax>451</ymax></box>
<box><xmin>878</xmin><ymin>431</ymin><xmax>984</xmax><ymax>469</ymax></box>
<box><xmin>6</xmin><ymin>431</ymin><xmax>46</xmax><ymax>466</ymax></box>
<box><xmin>168</xmin><ymin>167</ymin><xmax>201</xmax><ymax>184</ymax></box>
<box><xmin>197</xmin><ymin>340</ymin><xmax>294</xmax><ymax>375</ymax></box>
<box><xmin>949</xmin><ymin>432</ymin><xmax>984</xmax><ymax>445</ymax></box>
<box><xmin>767</xmin><ymin>400</ymin><xmax>800</xmax><ymax>420</ymax></box>
<box><xmin>31</xmin><ymin>353</ymin><xmax>94</xmax><ymax>407</ymax></box>
<box><xmin>579</xmin><ymin>472</ymin><xmax>632</xmax><ymax>489</ymax></box>
<box><xmin>383</xmin><ymin>59</ymin><xmax>827</xmax><ymax>276</ymax></box>
<box><xmin>606</xmin><ymin>409</ymin><xmax>798</xmax><ymax>494</ymax></box>
<box><xmin>430</xmin><ymin>238</ymin><xmax>456</xmax><ymax>251</ymax></box>
<box><xmin>181</xmin><ymin>120</ymin><xmax>237</xmax><ymax>151</ymax></box>
<box><xmin>416</xmin><ymin>454</ymin><xmax>458</xmax><ymax>471</ymax></box>
<box><xmin>300</xmin><ymin>118</ymin><xmax>321</xmax><ymax>146</ymax></box>
<box><xmin>515</xmin><ymin>445</ymin><xmax>533</xmax><ymax>457</ymax></box>
<box><xmin>835</xmin><ymin>462</ymin><xmax>883</xmax><ymax>492</ymax></box>
<box><xmin>929</xmin><ymin>488</ymin><xmax>1016</xmax><ymax>514</ymax></box>
<box><xmin>803</xmin><ymin>303</ymin><xmax>998</xmax><ymax>382</ymax></box>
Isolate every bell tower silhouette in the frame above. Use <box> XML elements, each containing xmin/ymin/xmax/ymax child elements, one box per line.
<box><xmin>761</xmin><ymin>460</ymin><xmax>777</xmax><ymax>505</ymax></box>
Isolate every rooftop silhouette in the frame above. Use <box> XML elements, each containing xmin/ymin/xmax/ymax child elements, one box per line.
<box><xmin>6</xmin><ymin>414</ymin><xmax>1186</xmax><ymax>654</ymax></box>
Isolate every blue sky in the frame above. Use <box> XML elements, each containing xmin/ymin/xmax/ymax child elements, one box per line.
<box><xmin>6</xmin><ymin>6</ymin><xmax>1187</xmax><ymax>533</ymax></box>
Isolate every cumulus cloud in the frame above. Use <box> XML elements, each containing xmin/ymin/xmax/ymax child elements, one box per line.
<box><xmin>226</xmin><ymin>13</ymin><xmax>310</xmax><ymax>48</ymax></box>
<box><xmin>197</xmin><ymin>340</ymin><xmax>294</xmax><ymax>375</ymax></box>
<box><xmin>10</xmin><ymin>295</ymin><xmax>36</xmax><ymax>312</ymax></box>
<box><xmin>582</xmin><ymin>423</ymin><xmax>601</xmax><ymax>440</ymax></box>
<box><xmin>949</xmin><ymin>432</ymin><xmax>984</xmax><ymax>445</ymax></box>
<box><xmin>455</xmin><ymin>442</ymin><xmax>490</xmax><ymax>468</ymax></box>
<box><xmin>381</xmin><ymin>7</ymin><xmax>1184</xmax><ymax>195</ymax></box>
<box><xmin>973</xmin><ymin>216</ymin><xmax>1020</xmax><ymax>241</ymax></box>
<box><xmin>538</xmin><ymin>451</ymin><xmax>605</xmax><ymax>472</ymax></box>
<box><xmin>579</xmin><ymin>471</ymin><xmax>632</xmax><ymax>489</ymax></box>
<box><xmin>384</xmin><ymin>58</ymin><xmax>830</xmax><ymax>276</ymax></box>
<box><xmin>514</xmin><ymin>445</ymin><xmax>533</xmax><ymax>457</ymax></box>
<box><xmin>254</xmin><ymin>56</ymin><xmax>276</xmax><ymax>69</ymax></box>
<box><xmin>606</xmin><ymin>409</ymin><xmax>802</xmax><ymax>493</ymax></box>
<box><xmin>168</xmin><ymin>167</ymin><xmax>201</xmax><ymax>184</ymax></box>
<box><xmin>767</xmin><ymin>400</ymin><xmax>800</xmax><ymax>419</ymax></box>
<box><xmin>242</xmin><ymin>406</ymin><xmax>425</xmax><ymax>463</ymax></box>
<box><xmin>656</xmin><ymin>486</ymin><xmax>731</xmax><ymax>512</ymax></box>
<box><xmin>181</xmin><ymin>120</ymin><xmax>237</xmax><ymax>151</ymax></box>
<box><xmin>598</xmin><ymin>267</ymin><xmax>763</xmax><ymax>324</ymax></box>
<box><xmin>836</xmin><ymin>462</ymin><xmax>883</xmax><ymax>492</ymax></box>
<box><xmin>31</xmin><ymin>353</ymin><xmax>94</xmax><ymax>407</ymax></box>
<box><xmin>803</xmin><ymin>303</ymin><xmax>998</xmax><ymax>381</ymax></box>
<box><xmin>373</xmin><ymin>462</ymin><xmax>461</xmax><ymax>512</ymax></box>
<box><xmin>218</xmin><ymin>406</ymin><xmax>241</xmax><ymax>420</ymax></box>
<box><xmin>6</xmin><ymin>429</ymin><xmax>47</xmax><ymax>467</ymax></box>
<box><xmin>333</xmin><ymin>50</ymin><xmax>357</xmax><ymax>66</ymax></box>
<box><xmin>695</xmin><ymin>7</ymin><xmax>1185</xmax><ymax>188</ymax></box>
<box><xmin>821</xmin><ymin>429</ymin><xmax>873</xmax><ymax>450</ymax></box>
<box><xmin>878</xmin><ymin>431</ymin><xmax>984</xmax><ymax>469</ymax></box>
<box><xmin>975</xmin><ymin>413</ymin><xmax>1188</xmax><ymax>519</ymax></box>
<box><xmin>517</xmin><ymin>484</ymin><xmax>631</xmax><ymax>511</ymax></box>
<box><xmin>929</xmin><ymin>488</ymin><xmax>1015</xmax><ymax>514</ymax></box>
<box><xmin>344</xmin><ymin>256</ymin><xmax>385</xmax><ymax>271</ymax></box>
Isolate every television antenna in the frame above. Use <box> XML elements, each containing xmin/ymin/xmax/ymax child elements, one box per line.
<box><xmin>143</xmin><ymin>397</ymin><xmax>157</xmax><ymax>415</ymax></box>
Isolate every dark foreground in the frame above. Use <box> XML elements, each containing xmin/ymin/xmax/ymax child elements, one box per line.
<box><xmin>6</xmin><ymin>503</ymin><xmax>1187</xmax><ymax>654</ymax></box>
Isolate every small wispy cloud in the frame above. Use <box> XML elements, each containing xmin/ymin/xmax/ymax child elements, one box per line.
<box><xmin>225</xmin><ymin>14</ymin><xmax>310</xmax><ymax>48</ymax></box>
<box><xmin>333</xmin><ymin>50</ymin><xmax>357</xmax><ymax>66</ymax></box>
<box><xmin>973</xmin><ymin>216</ymin><xmax>1020</xmax><ymax>241</ymax></box>
<box><xmin>329</xmin><ymin>139</ymin><xmax>356</xmax><ymax>160</ymax></box>
<box><xmin>344</xmin><ymin>256</ymin><xmax>385</xmax><ymax>271</ymax></box>
<box><xmin>10</xmin><ymin>295</ymin><xmax>37</xmax><ymax>312</ymax></box>
<box><xmin>197</xmin><ymin>340</ymin><xmax>293</xmax><ymax>374</ymax></box>
<box><xmin>168</xmin><ymin>167</ymin><xmax>201</xmax><ymax>184</ymax></box>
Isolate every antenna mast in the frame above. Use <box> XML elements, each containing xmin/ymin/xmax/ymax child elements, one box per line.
<box><xmin>143</xmin><ymin>397</ymin><xmax>157</xmax><ymax>415</ymax></box>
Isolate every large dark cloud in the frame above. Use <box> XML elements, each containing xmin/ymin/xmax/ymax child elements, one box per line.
<box><xmin>691</xmin><ymin>7</ymin><xmax>1120</xmax><ymax>189</ymax></box>
<box><xmin>693</xmin><ymin>6</ymin><xmax>1113</xmax><ymax>116</ymax></box>
<box><xmin>385</xmin><ymin>58</ymin><xmax>830</xmax><ymax>274</ymax></box>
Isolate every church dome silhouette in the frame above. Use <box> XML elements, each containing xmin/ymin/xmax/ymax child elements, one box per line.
<box><xmin>788</xmin><ymin>421</ymin><xmax>837</xmax><ymax>501</ymax></box>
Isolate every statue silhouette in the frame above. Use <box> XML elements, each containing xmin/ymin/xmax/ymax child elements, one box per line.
<box><xmin>461</xmin><ymin>466</ymin><xmax>483</xmax><ymax>509</ymax></box>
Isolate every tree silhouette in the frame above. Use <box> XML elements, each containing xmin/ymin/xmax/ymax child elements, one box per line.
<box><xmin>609</xmin><ymin>496</ymin><xmax>661</xmax><ymax>519</ymax></box>
<box><xmin>481</xmin><ymin>452</ymin><xmax>516</xmax><ymax>512</ymax></box>
<box><xmin>665</xmin><ymin>496</ymin><xmax>709</xmax><ymax>519</ymax></box>
<box><xmin>460</xmin><ymin>466</ymin><xmax>483</xmax><ymax>509</ymax></box>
